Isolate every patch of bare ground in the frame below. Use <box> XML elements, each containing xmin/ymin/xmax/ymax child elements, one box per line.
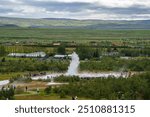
<box><xmin>11</xmin><ymin>81</ymin><xmax>48</xmax><ymax>90</ymax></box>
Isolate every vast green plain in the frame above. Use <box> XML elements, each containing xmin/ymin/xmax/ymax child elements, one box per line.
<box><xmin>0</xmin><ymin>28</ymin><xmax>150</xmax><ymax>43</ymax></box>
<box><xmin>0</xmin><ymin>27</ymin><xmax>150</xmax><ymax>100</ymax></box>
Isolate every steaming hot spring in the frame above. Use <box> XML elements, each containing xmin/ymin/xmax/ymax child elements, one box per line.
<box><xmin>32</xmin><ymin>52</ymin><xmax>130</xmax><ymax>81</ymax></box>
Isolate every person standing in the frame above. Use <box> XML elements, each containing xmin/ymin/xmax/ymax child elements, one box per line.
<box><xmin>37</xmin><ymin>88</ymin><xmax>39</xmax><ymax>94</ymax></box>
<box><xmin>25</xmin><ymin>86</ymin><xmax>28</xmax><ymax>92</ymax></box>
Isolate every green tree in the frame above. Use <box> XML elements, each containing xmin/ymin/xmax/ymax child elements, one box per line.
<box><xmin>0</xmin><ymin>46</ymin><xmax>7</xmax><ymax>57</ymax></box>
<box><xmin>1</xmin><ymin>57</ymin><xmax>6</xmax><ymax>62</ymax></box>
<box><xmin>0</xmin><ymin>87</ymin><xmax>15</xmax><ymax>100</ymax></box>
<box><xmin>60</xmin><ymin>90</ymin><xmax>66</xmax><ymax>98</ymax></box>
<box><xmin>57</xmin><ymin>45</ymin><xmax>66</xmax><ymax>54</ymax></box>
<box><xmin>44</xmin><ymin>86</ymin><xmax>52</xmax><ymax>95</ymax></box>
<box><xmin>93</xmin><ymin>48</ymin><xmax>100</xmax><ymax>58</ymax></box>
<box><xmin>76</xmin><ymin>46</ymin><xmax>93</xmax><ymax>60</ymax></box>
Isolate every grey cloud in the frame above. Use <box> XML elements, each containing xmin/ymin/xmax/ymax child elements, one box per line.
<box><xmin>0</xmin><ymin>8</ymin><xmax>14</xmax><ymax>13</ymax></box>
<box><xmin>0</xmin><ymin>0</ymin><xmax>150</xmax><ymax>20</ymax></box>
<box><xmin>94</xmin><ymin>5</ymin><xmax>150</xmax><ymax>15</ymax></box>
<box><xmin>20</xmin><ymin>0</ymin><xmax>150</xmax><ymax>14</ymax></box>
<box><xmin>20</xmin><ymin>0</ymin><xmax>91</xmax><ymax>12</ymax></box>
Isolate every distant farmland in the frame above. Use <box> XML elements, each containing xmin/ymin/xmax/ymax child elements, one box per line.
<box><xmin>0</xmin><ymin>28</ymin><xmax>150</xmax><ymax>43</ymax></box>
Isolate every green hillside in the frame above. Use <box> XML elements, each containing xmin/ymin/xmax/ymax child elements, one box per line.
<box><xmin>0</xmin><ymin>17</ymin><xmax>150</xmax><ymax>29</ymax></box>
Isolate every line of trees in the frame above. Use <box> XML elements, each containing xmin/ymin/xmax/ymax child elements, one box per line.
<box><xmin>0</xmin><ymin>46</ymin><xmax>7</xmax><ymax>57</ymax></box>
<box><xmin>76</xmin><ymin>46</ymin><xmax>150</xmax><ymax>60</ymax></box>
<box><xmin>0</xmin><ymin>57</ymin><xmax>150</xmax><ymax>73</ymax></box>
<box><xmin>0</xmin><ymin>86</ymin><xmax>15</xmax><ymax>100</ymax></box>
<box><xmin>120</xmin><ymin>48</ymin><xmax>150</xmax><ymax>57</ymax></box>
<box><xmin>0</xmin><ymin>59</ymin><xmax>69</xmax><ymax>73</ymax></box>
<box><xmin>76</xmin><ymin>46</ymin><xmax>101</xmax><ymax>60</ymax></box>
<box><xmin>80</xmin><ymin>57</ymin><xmax>150</xmax><ymax>72</ymax></box>
<box><xmin>53</xmin><ymin>72</ymin><xmax>150</xmax><ymax>100</ymax></box>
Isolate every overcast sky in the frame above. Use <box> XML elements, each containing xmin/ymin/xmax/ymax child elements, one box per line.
<box><xmin>0</xmin><ymin>0</ymin><xmax>150</xmax><ymax>20</ymax></box>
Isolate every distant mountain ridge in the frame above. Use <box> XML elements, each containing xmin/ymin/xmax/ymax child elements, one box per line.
<box><xmin>42</xmin><ymin>18</ymin><xmax>78</xmax><ymax>20</ymax></box>
<box><xmin>0</xmin><ymin>17</ymin><xmax>150</xmax><ymax>29</ymax></box>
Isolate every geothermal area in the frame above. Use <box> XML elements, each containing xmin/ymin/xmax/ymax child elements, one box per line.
<box><xmin>32</xmin><ymin>52</ymin><xmax>129</xmax><ymax>80</ymax></box>
<box><xmin>0</xmin><ymin>52</ymin><xmax>130</xmax><ymax>87</ymax></box>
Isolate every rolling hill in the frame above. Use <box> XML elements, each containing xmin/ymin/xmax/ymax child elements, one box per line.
<box><xmin>0</xmin><ymin>17</ymin><xmax>150</xmax><ymax>29</ymax></box>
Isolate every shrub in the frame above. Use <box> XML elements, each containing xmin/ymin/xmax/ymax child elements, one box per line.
<box><xmin>44</xmin><ymin>86</ymin><xmax>52</xmax><ymax>95</ymax></box>
<box><xmin>60</xmin><ymin>90</ymin><xmax>66</xmax><ymax>98</ymax></box>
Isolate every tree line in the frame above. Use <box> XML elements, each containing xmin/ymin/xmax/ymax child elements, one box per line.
<box><xmin>80</xmin><ymin>57</ymin><xmax>150</xmax><ymax>72</ymax></box>
<box><xmin>0</xmin><ymin>58</ymin><xmax>69</xmax><ymax>73</ymax></box>
<box><xmin>0</xmin><ymin>57</ymin><xmax>149</xmax><ymax>73</ymax></box>
<box><xmin>52</xmin><ymin>72</ymin><xmax>150</xmax><ymax>100</ymax></box>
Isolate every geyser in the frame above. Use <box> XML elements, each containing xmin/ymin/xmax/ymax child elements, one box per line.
<box><xmin>66</xmin><ymin>52</ymin><xmax>80</xmax><ymax>76</ymax></box>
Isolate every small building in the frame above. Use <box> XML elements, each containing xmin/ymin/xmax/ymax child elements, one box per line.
<box><xmin>120</xmin><ymin>57</ymin><xmax>131</xmax><ymax>60</ymax></box>
<box><xmin>54</xmin><ymin>54</ymin><xmax>72</xmax><ymax>59</ymax></box>
<box><xmin>67</xmin><ymin>54</ymin><xmax>72</xmax><ymax>59</ymax></box>
<box><xmin>52</xmin><ymin>42</ymin><xmax>61</xmax><ymax>46</ymax></box>
<box><xmin>54</xmin><ymin>55</ymin><xmax>67</xmax><ymax>59</ymax></box>
<box><xmin>8</xmin><ymin>52</ymin><xmax>46</xmax><ymax>58</ymax></box>
<box><xmin>102</xmin><ymin>52</ymin><xmax>119</xmax><ymax>56</ymax></box>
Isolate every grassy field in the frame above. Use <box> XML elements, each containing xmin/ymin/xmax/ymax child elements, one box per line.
<box><xmin>15</xmin><ymin>94</ymin><xmax>71</xmax><ymax>100</ymax></box>
<box><xmin>12</xmin><ymin>81</ymin><xmax>90</xmax><ymax>100</ymax></box>
<box><xmin>15</xmin><ymin>93</ymin><xmax>89</xmax><ymax>100</ymax></box>
<box><xmin>0</xmin><ymin>28</ymin><xmax>150</xmax><ymax>44</ymax></box>
<box><xmin>0</xmin><ymin>72</ymin><xmax>24</xmax><ymax>81</ymax></box>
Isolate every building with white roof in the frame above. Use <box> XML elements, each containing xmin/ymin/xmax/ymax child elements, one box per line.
<box><xmin>8</xmin><ymin>52</ymin><xmax>46</xmax><ymax>58</ymax></box>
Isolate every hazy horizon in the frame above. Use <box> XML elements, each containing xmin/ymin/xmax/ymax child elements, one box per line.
<box><xmin>1</xmin><ymin>16</ymin><xmax>150</xmax><ymax>21</ymax></box>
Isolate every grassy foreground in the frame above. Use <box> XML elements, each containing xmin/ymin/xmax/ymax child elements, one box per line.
<box><xmin>15</xmin><ymin>93</ymin><xmax>89</xmax><ymax>100</ymax></box>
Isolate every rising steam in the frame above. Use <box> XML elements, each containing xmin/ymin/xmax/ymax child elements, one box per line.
<box><xmin>66</xmin><ymin>52</ymin><xmax>80</xmax><ymax>76</ymax></box>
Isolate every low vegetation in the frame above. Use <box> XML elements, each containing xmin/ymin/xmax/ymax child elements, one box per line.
<box><xmin>53</xmin><ymin>72</ymin><xmax>150</xmax><ymax>100</ymax></box>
